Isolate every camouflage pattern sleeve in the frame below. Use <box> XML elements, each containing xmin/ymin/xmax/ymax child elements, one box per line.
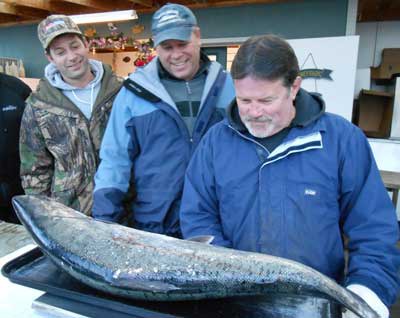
<box><xmin>19</xmin><ymin>103</ymin><xmax>54</xmax><ymax>195</ymax></box>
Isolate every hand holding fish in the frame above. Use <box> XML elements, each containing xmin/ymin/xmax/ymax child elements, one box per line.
<box><xmin>343</xmin><ymin>285</ymin><xmax>389</xmax><ymax>318</ymax></box>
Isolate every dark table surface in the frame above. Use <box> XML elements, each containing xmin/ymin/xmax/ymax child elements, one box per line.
<box><xmin>2</xmin><ymin>247</ymin><xmax>342</xmax><ymax>318</ymax></box>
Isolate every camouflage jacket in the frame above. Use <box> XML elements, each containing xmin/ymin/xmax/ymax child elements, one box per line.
<box><xmin>20</xmin><ymin>64</ymin><xmax>122</xmax><ymax>215</ymax></box>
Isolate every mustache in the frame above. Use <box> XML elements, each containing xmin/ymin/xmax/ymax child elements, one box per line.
<box><xmin>243</xmin><ymin>115</ymin><xmax>273</xmax><ymax>123</ymax></box>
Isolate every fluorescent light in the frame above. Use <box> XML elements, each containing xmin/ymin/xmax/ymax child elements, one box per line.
<box><xmin>70</xmin><ymin>10</ymin><xmax>138</xmax><ymax>25</ymax></box>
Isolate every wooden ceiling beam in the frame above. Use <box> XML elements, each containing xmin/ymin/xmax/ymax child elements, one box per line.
<box><xmin>0</xmin><ymin>0</ymin><xmax>54</xmax><ymax>11</ymax></box>
<box><xmin>0</xmin><ymin>0</ymin><xmax>102</xmax><ymax>14</ymax></box>
<box><xmin>357</xmin><ymin>0</ymin><xmax>400</xmax><ymax>22</ymax></box>
<box><xmin>0</xmin><ymin>12</ymin><xmax>19</xmax><ymax>22</ymax></box>
<box><xmin>136</xmin><ymin>0</ymin><xmax>296</xmax><ymax>14</ymax></box>
<box><xmin>51</xmin><ymin>3</ymin><xmax>104</xmax><ymax>15</ymax></box>
<box><xmin>191</xmin><ymin>0</ymin><xmax>295</xmax><ymax>9</ymax></box>
<box><xmin>0</xmin><ymin>3</ymin><xmax>18</xmax><ymax>16</ymax></box>
<box><xmin>127</xmin><ymin>0</ymin><xmax>153</xmax><ymax>8</ymax></box>
<box><xmin>358</xmin><ymin>8</ymin><xmax>400</xmax><ymax>22</ymax></box>
<box><xmin>14</xmin><ymin>6</ymin><xmax>49</xmax><ymax>18</ymax></box>
<box><xmin>0</xmin><ymin>3</ymin><xmax>48</xmax><ymax>18</ymax></box>
<box><xmin>59</xmin><ymin>0</ymin><xmax>133</xmax><ymax>11</ymax></box>
<box><xmin>0</xmin><ymin>12</ymin><xmax>38</xmax><ymax>24</ymax></box>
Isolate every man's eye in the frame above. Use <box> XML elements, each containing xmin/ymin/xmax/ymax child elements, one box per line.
<box><xmin>261</xmin><ymin>100</ymin><xmax>272</xmax><ymax>104</ymax></box>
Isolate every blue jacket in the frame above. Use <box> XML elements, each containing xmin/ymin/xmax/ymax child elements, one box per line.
<box><xmin>180</xmin><ymin>89</ymin><xmax>400</xmax><ymax>306</ymax></box>
<box><xmin>93</xmin><ymin>57</ymin><xmax>235</xmax><ymax>237</ymax></box>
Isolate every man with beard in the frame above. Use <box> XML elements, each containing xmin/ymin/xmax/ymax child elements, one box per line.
<box><xmin>180</xmin><ymin>34</ymin><xmax>400</xmax><ymax>318</ymax></box>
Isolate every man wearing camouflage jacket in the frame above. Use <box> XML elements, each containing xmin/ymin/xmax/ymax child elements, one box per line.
<box><xmin>19</xmin><ymin>15</ymin><xmax>122</xmax><ymax>215</ymax></box>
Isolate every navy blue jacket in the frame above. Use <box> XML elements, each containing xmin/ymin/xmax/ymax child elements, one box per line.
<box><xmin>180</xmin><ymin>89</ymin><xmax>400</xmax><ymax>306</ymax></box>
<box><xmin>93</xmin><ymin>57</ymin><xmax>235</xmax><ymax>237</ymax></box>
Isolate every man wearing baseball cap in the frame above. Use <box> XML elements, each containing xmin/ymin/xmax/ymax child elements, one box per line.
<box><xmin>19</xmin><ymin>15</ymin><xmax>122</xmax><ymax>215</ymax></box>
<box><xmin>92</xmin><ymin>3</ymin><xmax>235</xmax><ymax>237</ymax></box>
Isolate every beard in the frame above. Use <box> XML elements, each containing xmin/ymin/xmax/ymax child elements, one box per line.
<box><xmin>242</xmin><ymin>116</ymin><xmax>279</xmax><ymax>138</ymax></box>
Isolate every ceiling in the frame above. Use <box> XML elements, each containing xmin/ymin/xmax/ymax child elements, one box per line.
<box><xmin>358</xmin><ymin>0</ymin><xmax>400</xmax><ymax>22</ymax></box>
<box><xmin>0</xmin><ymin>0</ymin><xmax>297</xmax><ymax>27</ymax></box>
<box><xmin>0</xmin><ymin>0</ymin><xmax>399</xmax><ymax>27</ymax></box>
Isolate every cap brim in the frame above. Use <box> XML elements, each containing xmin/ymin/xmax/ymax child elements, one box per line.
<box><xmin>44</xmin><ymin>30</ymin><xmax>82</xmax><ymax>50</ymax></box>
<box><xmin>154</xmin><ymin>26</ymin><xmax>193</xmax><ymax>47</ymax></box>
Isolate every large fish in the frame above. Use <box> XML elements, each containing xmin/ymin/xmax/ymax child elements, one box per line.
<box><xmin>12</xmin><ymin>195</ymin><xmax>379</xmax><ymax>318</ymax></box>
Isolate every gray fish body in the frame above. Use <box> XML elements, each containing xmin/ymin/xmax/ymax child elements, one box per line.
<box><xmin>12</xmin><ymin>195</ymin><xmax>379</xmax><ymax>318</ymax></box>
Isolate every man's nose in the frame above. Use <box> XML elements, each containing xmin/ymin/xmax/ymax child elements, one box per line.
<box><xmin>66</xmin><ymin>50</ymin><xmax>78</xmax><ymax>61</ymax></box>
<box><xmin>248</xmin><ymin>104</ymin><xmax>264</xmax><ymax>117</ymax></box>
<box><xmin>171</xmin><ymin>47</ymin><xmax>183</xmax><ymax>58</ymax></box>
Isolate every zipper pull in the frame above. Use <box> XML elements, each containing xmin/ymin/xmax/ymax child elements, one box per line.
<box><xmin>186</xmin><ymin>82</ymin><xmax>192</xmax><ymax>95</ymax></box>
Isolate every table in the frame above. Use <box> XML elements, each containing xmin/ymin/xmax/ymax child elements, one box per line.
<box><xmin>380</xmin><ymin>170</ymin><xmax>400</xmax><ymax>207</ymax></box>
<box><xmin>0</xmin><ymin>222</ymin><xmax>85</xmax><ymax>317</ymax></box>
<box><xmin>0</xmin><ymin>221</ymin><xmax>33</xmax><ymax>258</ymax></box>
<box><xmin>0</xmin><ymin>223</ymin><xmax>342</xmax><ymax>318</ymax></box>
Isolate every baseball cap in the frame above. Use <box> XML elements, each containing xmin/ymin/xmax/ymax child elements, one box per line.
<box><xmin>152</xmin><ymin>3</ymin><xmax>197</xmax><ymax>47</ymax></box>
<box><xmin>38</xmin><ymin>14</ymin><xmax>83</xmax><ymax>50</ymax></box>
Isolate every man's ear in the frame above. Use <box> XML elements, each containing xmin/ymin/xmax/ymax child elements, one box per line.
<box><xmin>82</xmin><ymin>38</ymin><xmax>90</xmax><ymax>52</ymax></box>
<box><xmin>193</xmin><ymin>27</ymin><xmax>201</xmax><ymax>45</ymax></box>
<box><xmin>193</xmin><ymin>26</ymin><xmax>201</xmax><ymax>38</ymax></box>
<box><xmin>45</xmin><ymin>52</ymin><xmax>53</xmax><ymax>63</ymax></box>
<box><xmin>290</xmin><ymin>76</ymin><xmax>302</xmax><ymax>101</ymax></box>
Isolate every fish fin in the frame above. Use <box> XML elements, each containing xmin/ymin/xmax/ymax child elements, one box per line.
<box><xmin>114</xmin><ymin>274</ymin><xmax>181</xmax><ymax>292</ymax></box>
<box><xmin>185</xmin><ymin>235</ymin><xmax>214</xmax><ymax>244</ymax></box>
<box><xmin>96</xmin><ymin>218</ymin><xmax>116</xmax><ymax>225</ymax></box>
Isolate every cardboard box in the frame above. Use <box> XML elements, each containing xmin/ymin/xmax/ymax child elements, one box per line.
<box><xmin>354</xmin><ymin>89</ymin><xmax>394</xmax><ymax>138</ymax></box>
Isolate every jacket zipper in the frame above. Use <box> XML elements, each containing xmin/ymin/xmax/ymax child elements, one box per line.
<box><xmin>186</xmin><ymin>81</ymin><xmax>194</xmax><ymax>143</ymax></box>
<box><xmin>228</xmin><ymin>124</ymin><xmax>270</xmax><ymax>155</ymax></box>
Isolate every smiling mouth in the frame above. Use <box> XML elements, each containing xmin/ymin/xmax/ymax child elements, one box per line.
<box><xmin>171</xmin><ymin>61</ymin><xmax>187</xmax><ymax>67</ymax></box>
<box><xmin>68</xmin><ymin>60</ymin><xmax>82</xmax><ymax>69</ymax></box>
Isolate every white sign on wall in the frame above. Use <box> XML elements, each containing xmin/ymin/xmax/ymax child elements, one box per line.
<box><xmin>289</xmin><ymin>36</ymin><xmax>359</xmax><ymax>121</ymax></box>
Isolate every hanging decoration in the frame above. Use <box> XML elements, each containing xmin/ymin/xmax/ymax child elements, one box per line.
<box><xmin>84</xmin><ymin>23</ymin><xmax>155</xmax><ymax>66</ymax></box>
<box><xmin>131</xmin><ymin>24</ymin><xmax>145</xmax><ymax>35</ymax></box>
<box><xmin>133</xmin><ymin>41</ymin><xmax>155</xmax><ymax>67</ymax></box>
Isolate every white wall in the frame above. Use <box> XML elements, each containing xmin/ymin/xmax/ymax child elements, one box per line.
<box><xmin>357</xmin><ymin>21</ymin><xmax>400</xmax><ymax>68</ymax></box>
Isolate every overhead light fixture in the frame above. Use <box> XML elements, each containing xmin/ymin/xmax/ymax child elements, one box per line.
<box><xmin>70</xmin><ymin>10</ymin><xmax>138</xmax><ymax>25</ymax></box>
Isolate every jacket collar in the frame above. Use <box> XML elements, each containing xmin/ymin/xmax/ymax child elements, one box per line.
<box><xmin>28</xmin><ymin>64</ymin><xmax>121</xmax><ymax>114</ymax></box>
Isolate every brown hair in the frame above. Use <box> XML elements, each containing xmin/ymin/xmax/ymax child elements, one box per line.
<box><xmin>231</xmin><ymin>34</ymin><xmax>299</xmax><ymax>88</ymax></box>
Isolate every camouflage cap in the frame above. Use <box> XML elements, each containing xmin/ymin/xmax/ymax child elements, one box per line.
<box><xmin>38</xmin><ymin>14</ymin><xmax>82</xmax><ymax>50</ymax></box>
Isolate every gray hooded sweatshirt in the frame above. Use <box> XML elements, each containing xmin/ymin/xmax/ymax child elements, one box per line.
<box><xmin>44</xmin><ymin>59</ymin><xmax>104</xmax><ymax>119</ymax></box>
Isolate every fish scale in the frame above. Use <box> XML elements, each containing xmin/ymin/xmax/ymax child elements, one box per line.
<box><xmin>12</xmin><ymin>195</ymin><xmax>379</xmax><ymax>318</ymax></box>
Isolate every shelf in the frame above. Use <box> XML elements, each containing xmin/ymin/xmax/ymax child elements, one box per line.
<box><xmin>371</xmin><ymin>48</ymin><xmax>400</xmax><ymax>83</ymax></box>
<box><xmin>354</xmin><ymin>89</ymin><xmax>394</xmax><ymax>138</ymax></box>
<box><xmin>90</xmin><ymin>46</ymin><xmax>139</xmax><ymax>54</ymax></box>
<box><xmin>359</xmin><ymin>90</ymin><xmax>393</xmax><ymax>98</ymax></box>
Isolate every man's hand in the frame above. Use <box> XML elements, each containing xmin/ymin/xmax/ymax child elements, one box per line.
<box><xmin>345</xmin><ymin>284</ymin><xmax>389</xmax><ymax>318</ymax></box>
<box><xmin>342</xmin><ymin>309</ymin><xmax>360</xmax><ymax>318</ymax></box>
